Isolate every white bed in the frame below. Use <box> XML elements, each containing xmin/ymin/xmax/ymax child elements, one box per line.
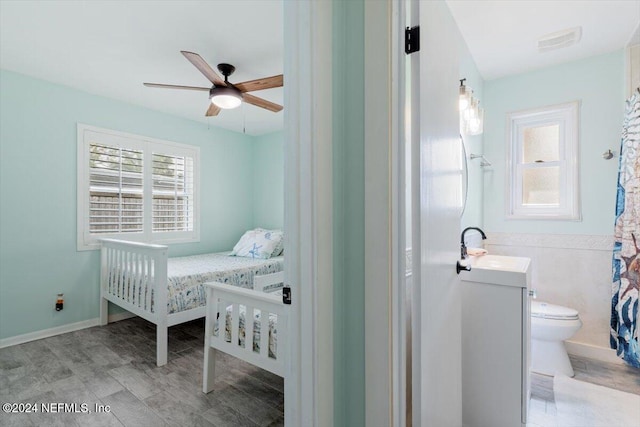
<box><xmin>99</xmin><ymin>238</ymin><xmax>284</xmax><ymax>366</ymax></box>
<box><xmin>203</xmin><ymin>272</ymin><xmax>287</xmax><ymax>393</ymax></box>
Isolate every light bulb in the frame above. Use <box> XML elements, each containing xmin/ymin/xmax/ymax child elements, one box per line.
<box><xmin>467</xmin><ymin>106</ymin><xmax>484</xmax><ymax>135</ymax></box>
<box><xmin>209</xmin><ymin>86</ymin><xmax>243</xmax><ymax>109</ymax></box>
<box><xmin>463</xmin><ymin>98</ymin><xmax>478</xmax><ymax>121</ymax></box>
<box><xmin>211</xmin><ymin>94</ymin><xmax>242</xmax><ymax>109</ymax></box>
<box><xmin>459</xmin><ymin>85</ymin><xmax>471</xmax><ymax>111</ymax></box>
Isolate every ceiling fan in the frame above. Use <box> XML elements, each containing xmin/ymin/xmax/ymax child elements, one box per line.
<box><xmin>144</xmin><ymin>51</ymin><xmax>283</xmax><ymax>117</ymax></box>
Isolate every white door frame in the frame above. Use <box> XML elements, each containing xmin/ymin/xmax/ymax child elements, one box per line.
<box><xmin>283</xmin><ymin>1</ymin><xmax>333</xmax><ymax>426</ymax></box>
<box><xmin>364</xmin><ymin>0</ymin><xmax>405</xmax><ymax>426</ymax></box>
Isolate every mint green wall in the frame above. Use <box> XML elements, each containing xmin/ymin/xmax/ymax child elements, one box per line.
<box><xmin>458</xmin><ymin>33</ymin><xmax>485</xmax><ymax>230</ymax></box>
<box><xmin>483</xmin><ymin>50</ymin><xmax>624</xmax><ymax>235</ymax></box>
<box><xmin>0</xmin><ymin>70</ymin><xmax>259</xmax><ymax>340</ymax></box>
<box><xmin>333</xmin><ymin>0</ymin><xmax>365</xmax><ymax>425</ymax></box>
<box><xmin>252</xmin><ymin>131</ymin><xmax>284</xmax><ymax>230</ymax></box>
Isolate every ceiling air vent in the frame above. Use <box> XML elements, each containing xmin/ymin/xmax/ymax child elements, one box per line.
<box><xmin>538</xmin><ymin>27</ymin><xmax>582</xmax><ymax>52</ymax></box>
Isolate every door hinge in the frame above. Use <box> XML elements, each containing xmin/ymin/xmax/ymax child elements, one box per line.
<box><xmin>405</xmin><ymin>26</ymin><xmax>420</xmax><ymax>54</ymax></box>
<box><xmin>282</xmin><ymin>285</ymin><xmax>291</xmax><ymax>305</ymax></box>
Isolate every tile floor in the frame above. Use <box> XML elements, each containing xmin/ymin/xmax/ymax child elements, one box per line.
<box><xmin>3</xmin><ymin>318</ymin><xmax>639</xmax><ymax>427</ymax></box>
<box><xmin>0</xmin><ymin>317</ymin><xmax>284</xmax><ymax>427</ymax></box>
<box><xmin>528</xmin><ymin>354</ymin><xmax>640</xmax><ymax>427</ymax></box>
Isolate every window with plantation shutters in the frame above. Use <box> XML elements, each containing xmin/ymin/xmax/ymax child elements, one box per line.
<box><xmin>89</xmin><ymin>144</ymin><xmax>144</xmax><ymax>234</ymax></box>
<box><xmin>152</xmin><ymin>153</ymin><xmax>194</xmax><ymax>232</ymax></box>
<box><xmin>78</xmin><ymin>125</ymin><xmax>200</xmax><ymax>250</ymax></box>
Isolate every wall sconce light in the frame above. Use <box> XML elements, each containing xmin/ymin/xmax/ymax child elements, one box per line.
<box><xmin>459</xmin><ymin>78</ymin><xmax>471</xmax><ymax>111</ymax></box>
<box><xmin>459</xmin><ymin>78</ymin><xmax>484</xmax><ymax>135</ymax></box>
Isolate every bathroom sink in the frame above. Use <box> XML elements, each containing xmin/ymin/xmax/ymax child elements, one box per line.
<box><xmin>460</xmin><ymin>254</ymin><xmax>531</xmax><ymax>288</ymax></box>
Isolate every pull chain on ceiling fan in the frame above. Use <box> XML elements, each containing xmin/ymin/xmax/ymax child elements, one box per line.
<box><xmin>144</xmin><ymin>51</ymin><xmax>283</xmax><ymax>117</ymax></box>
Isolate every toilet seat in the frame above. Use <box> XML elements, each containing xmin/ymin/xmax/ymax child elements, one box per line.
<box><xmin>531</xmin><ymin>301</ymin><xmax>579</xmax><ymax>320</ymax></box>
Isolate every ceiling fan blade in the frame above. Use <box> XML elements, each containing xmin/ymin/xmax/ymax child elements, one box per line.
<box><xmin>205</xmin><ymin>103</ymin><xmax>221</xmax><ymax>117</ymax></box>
<box><xmin>144</xmin><ymin>82</ymin><xmax>210</xmax><ymax>91</ymax></box>
<box><xmin>242</xmin><ymin>93</ymin><xmax>283</xmax><ymax>113</ymax></box>
<box><xmin>234</xmin><ymin>74</ymin><xmax>283</xmax><ymax>93</ymax></box>
<box><xmin>180</xmin><ymin>51</ymin><xmax>226</xmax><ymax>86</ymax></box>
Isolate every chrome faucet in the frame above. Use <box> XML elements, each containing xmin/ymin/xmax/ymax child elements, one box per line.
<box><xmin>460</xmin><ymin>227</ymin><xmax>487</xmax><ymax>260</ymax></box>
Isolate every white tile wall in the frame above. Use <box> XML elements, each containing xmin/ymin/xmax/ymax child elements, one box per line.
<box><xmin>485</xmin><ymin>232</ymin><xmax>614</xmax><ymax>350</ymax></box>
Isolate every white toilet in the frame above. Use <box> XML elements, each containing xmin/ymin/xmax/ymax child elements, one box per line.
<box><xmin>530</xmin><ymin>301</ymin><xmax>582</xmax><ymax>377</ymax></box>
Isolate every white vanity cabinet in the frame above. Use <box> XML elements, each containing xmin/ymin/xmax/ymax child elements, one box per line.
<box><xmin>459</xmin><ymin>255</ymin><xmax>532</xmax><ymax>427</ymax></box>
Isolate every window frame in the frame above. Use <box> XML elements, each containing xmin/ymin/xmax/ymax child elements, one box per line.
<box><xmin>77</xmin><ymin>124</ymin><xmax>200</xmax><ymax>250</ymax></box>
<box><xmin>505</xmin><ymin>101</ymin><xmax>581</xmax><ymax>220</ymax></box>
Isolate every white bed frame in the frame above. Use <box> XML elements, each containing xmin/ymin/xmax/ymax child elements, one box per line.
<box><xmin>99</xmin><ymin>238</ymin><xmax>285</xmax><ymax>368</ymax></box>
<box><xmin>100</xmin><ymin>238</ymin><xmax>205</xmax><ymax>366</ymax></box>
<box><xmin>203</xmin><ymin>271</ymin><xmax>288</xmax><ymax>392</ymax></box>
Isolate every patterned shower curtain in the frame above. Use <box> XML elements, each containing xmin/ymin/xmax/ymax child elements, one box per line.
<box><xmin>611</xmin><ymin>88</ymin><xmax>640</xmax><ymax>368</ymax></box>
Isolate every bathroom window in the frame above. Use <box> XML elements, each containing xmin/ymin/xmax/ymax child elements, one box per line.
<box><xmin>506</xmin><ymin>101</ymin><xmax>580</xmax><ymax>220</ymax></box>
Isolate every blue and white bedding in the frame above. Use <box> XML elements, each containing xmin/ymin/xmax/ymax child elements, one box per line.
<box><xmin>105</xmin><ymin>250</ymin><xmax>283</xmax><ymax>319</ymax></box>
<box><xmin>216</xmin><ymin>304</ymin><xmax>279</xmax><ymax>359</ymax></box>
<box><xmin>167</xmin><ymin>252</ymin><xmax>284</xmax><ymax>314</ymax></box>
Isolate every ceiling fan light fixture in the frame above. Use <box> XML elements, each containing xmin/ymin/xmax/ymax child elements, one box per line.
<box><xmin>210</xmin><ymin>86</ymin><xmax>242</xmax><ymax>109</ymax></box>
<box><xmin>145</xmin><ymin>53</ymin><xmax>283</xmax><ymax>117</ymax></box>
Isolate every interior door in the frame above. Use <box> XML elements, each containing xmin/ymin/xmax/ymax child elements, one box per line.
<box><xmin>410</xmin><ymin>1</ymin><xmax>463</xmax><ymax>425</ymax></box>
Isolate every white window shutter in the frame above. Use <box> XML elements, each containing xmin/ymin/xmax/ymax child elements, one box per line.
<box><xmin>78</xmin><ymin>124</ymin><xmax>200</xmax><ymax>250</ymax></box>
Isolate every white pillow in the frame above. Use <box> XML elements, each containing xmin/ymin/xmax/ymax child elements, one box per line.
<box><xmin>254</xmin><ymin>228</ymin><xmax>284</xmax><ymax>257</ymax></box>
<box><xmin>232</xmin><ymin>229</ymin><xmax>283</xmax><ymax>259</ymax></box>
<box><xmin>270</xmin><ymin>230</ymin><xmax>284</xmax><ymax>257</ymax></box>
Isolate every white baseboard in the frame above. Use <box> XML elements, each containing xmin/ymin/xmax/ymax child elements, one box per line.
<box><xmin>565</xmin><ymin>340</ymin><xmax>624</xmax><ymax>365</ymax></box>
<box><xmin>0</xmin><ymin>311</ymin><xmax>136</xmax><ymax>349</ymax></box>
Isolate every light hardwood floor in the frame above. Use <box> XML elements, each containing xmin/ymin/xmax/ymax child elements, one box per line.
<box><xmin>0</xmin><ymin>317</ymin><xmax>284</xmax><ymax>427</ymax></box>
<box><xmin>528</xmin><ymin>354</ymin><xmax>640</xmax><ymax>426</ymax></box>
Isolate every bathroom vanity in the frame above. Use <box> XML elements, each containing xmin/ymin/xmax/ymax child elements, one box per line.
<box><xmin>459</xmin><ymin>255</ymin><xmax>532</xmax><ymax>427</ymax></box>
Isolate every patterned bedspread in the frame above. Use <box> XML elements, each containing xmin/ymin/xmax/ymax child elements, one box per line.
<box><xmin>215</xmin><ymin>304</ymin><xmax>279</xmax><ymax>359</ymax></box>
<box><xmin>166</xmin><ymin>252</ymin><xmax>284</xmax><ymax>314</ymax></box>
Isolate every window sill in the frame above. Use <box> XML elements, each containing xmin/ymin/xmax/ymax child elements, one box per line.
<box><xmin>506</xmin><ymin>213</ymin><xmax>582</xmax><ymax>221</ymax></box>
